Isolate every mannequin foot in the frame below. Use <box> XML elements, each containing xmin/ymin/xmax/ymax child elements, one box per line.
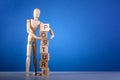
<box><xmin>33</xmin><ymin>72</ymin><xmax>37</xmax><ymax>76</ymax></box>
<box><xmin>26</xmin><ymin>72</ymin><xmax>29</xmax><ymax>77</ymax></box>
<box><xmin>33</xmin><ymin>72</ymin><xmax>42</xmax><ymax>76</ymax></box>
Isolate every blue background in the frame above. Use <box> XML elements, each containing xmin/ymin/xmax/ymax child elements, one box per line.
<box><xmin>0</xmin><ymin>0</ymin><xmax>120</xmax><ymax>71</ymax></box>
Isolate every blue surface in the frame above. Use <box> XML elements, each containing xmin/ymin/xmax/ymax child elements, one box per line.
<box><xmin>0</xmin><ymin>0</ymin><xmax>120</xmax><ymax>71</ymax></box>
<box><xmin>0</xmin><ymin>72</ymin><xmax>120</xmax><ymax>80</ymax></box>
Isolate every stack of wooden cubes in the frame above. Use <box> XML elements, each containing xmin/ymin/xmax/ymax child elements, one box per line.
<box><xmin>40</xmin><ymin>24</ymin><xmax>50</xmax><ymax>76</ymax></box>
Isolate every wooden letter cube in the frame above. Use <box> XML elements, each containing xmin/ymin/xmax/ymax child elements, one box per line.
<box><xmin>40</xmin><ymin>24</ymin><xmax>50</xmax><ymax>32</ymax></box>
<box><xmin>42</xmin><ymin>68</ymin><xmax>49</xmax><ymax>76</ymax></box>
<box><xmin>40</xmin><ymin>60</ymin><xmax>48</xmax><ymax>69</ymax></box>
<box><xmin>41</xmin><ymin>39</ymin><xmax>49</xmax><ymax>46</ymax></box>
<box><xmin>40</xmin><ymin>31</ymin><xmax>48</xmax><ymax>38</ymax></box>
<box><xmin>40</xmin><ymin>46</ymin><xmax>48</xmax><ymax>53</ymax></box>
<box><xmin>41</xmin><ymin>53</ymin><xmax>49</xmax><ymax>61</ymax></box>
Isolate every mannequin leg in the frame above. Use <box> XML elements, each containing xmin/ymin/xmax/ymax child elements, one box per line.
<box><xmin>26</xmin><ymin>35</ymin><xmax>33</xmax><ymax>76</ymax></box>
<box><xmin>26</xmin><ymin>41</ymin><xmax>32</xmax><ymax>76</ymax></box>
<box><xmin>32</xmin><ymin>41</ymin><xmax>37</xmax><ymax>75</ymax></box>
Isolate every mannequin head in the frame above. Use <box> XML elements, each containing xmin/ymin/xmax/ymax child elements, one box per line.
<box><xmin>33</xmin><ymin>8</ymin><xmax>40</xmax><ymax>19</ymax></box>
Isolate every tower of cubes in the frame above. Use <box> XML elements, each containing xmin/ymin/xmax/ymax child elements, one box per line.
<box><xmin>40</xmin><ymin>24</ymin><xmax>50</xmax><ymax>76</ymax></box>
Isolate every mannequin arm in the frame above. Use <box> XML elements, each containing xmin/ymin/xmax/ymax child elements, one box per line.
<box><xmin>27</xmin><ymin>20</ymin><xmax>41</xmax><ymax>39</ymax></box>
<box><xmin>49</xmin><ymin>28</ymin><xmax>55</xmax><ymax>39</ymax></box>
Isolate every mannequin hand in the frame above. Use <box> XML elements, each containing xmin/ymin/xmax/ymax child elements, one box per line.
<box><xmin>36</xmin><ymin>37</ymin><xmax>48</xmax><ymax>40</ymax></box>
<box><xmin>36</xmin><ymin>37</ymin><xmax>42</xmax><ymax>40</ymax></box>
<box><xmin>50</xmin><ymin>35</ymin><xmax>54</xmax><ymax>39</ymax></box>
